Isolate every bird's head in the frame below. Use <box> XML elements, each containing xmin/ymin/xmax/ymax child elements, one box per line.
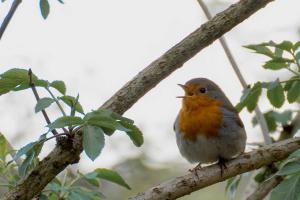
<box><xmin>177</xmin><ymin>78</ymin><xmax>230</xmax><ymax>109</ymax></box>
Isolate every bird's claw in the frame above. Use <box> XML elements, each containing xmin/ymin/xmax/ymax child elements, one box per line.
<box><xmin>218</xmin><ymin>157</ymin><xmax>228</xmax><ymax>177</ymax></box>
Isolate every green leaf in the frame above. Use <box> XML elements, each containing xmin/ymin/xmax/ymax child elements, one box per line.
<box><xmin>261</xmin><ymin>111</ymin><xmax>277</xmax><ymax>132</ymax></box>
<box><xmin>18</xmin><ymin>152</ymin><xmax>35</xmax><ymax>177</ymax></box>
<box><xmin>83</xmin><ymin>126</ymin><xmax>105</xmax><ymax>161</ymax></box>
<box><xmin>288</xmin><ymin>149</ymin><xmax>300</xmax><ymax>159</ymax></box>
<box><xmin>252</xmin><ymin>113</ymin><xmax>277</xmax><ymax>132</ymax></box>
<box><xmin>236</xmin><ymin>83</ymin><xmax>262</xmax><ymax>112</ymax></box>
<box><xmin>47</xmin><ymin>116</ymin><xmax>84</xmax><ymax>129</ymax></box>
<box><xmin>40</xmin><ymin>0</ymin><xmax>50</xmax><ymax>19</ymax></box>
<box><xmin>49</xmin><ymin>194</ymin><xmax>59</xmax><ymax>200</ymax></box>
<box><xmin>247</xmin><ymin>82</ymin><xmax>262</xmax><ymax>112</ymax></box>
<box><xmin>0</xmin><ymin>133</ymin><xmax>11</xmax><ymax>160</ymax></box>
<box><xmin>293</xmin><ymin>41</ymin><xmax>300</xmax><ymax>52</ymax></box>
<box><xmin>267</xmin><ymin>81</ymin><xmax>285</xmax><ymax>108</ymax></box>
<box><xmin>274</xmin><ymin>47</ymin><xmax>283</xmax><ymax>58</ymax></box>
<box><xmin>68</xmin><ymin>191</ymin><xmax>86</xmax><ymax>200</ymax></box>
<box><xmin>16</xmin><ymin>134</ymin><xmax>46</xmax><ymax>177</ymax></box>
<box><xmin>79</xmin><ymin>171</ymin><xmax>100</xmax><ymax>187</ymax></box>
<box><xmin>84</xmin><ymin>115</ymin><xmax>129</xmax><ymax>132</ymax></box>
<box><xmin>277</xmin><ymin>161</ymin><xmax>300</xmax><ymax>176</ymax></box>
<box><xmin>38</xmin><ymin>194</ymin><xmax>48</xmax><ymax>200</ymax></box>
<box><xmin>0</xmin><ymin>68</ymin><xmax>36</xmax><ymax>95</ymax></box>
<box><xmin>254</xmin><ymin>171</ymin><xmax>266</xmax><ymax>183</ymax></box>
<box><xmin>225</xmin><ymin>175</ymin><xmax>241</xmax><ymax>200</ymax></box>
<box><xmin>50</xmin><ymin>81</ymin><xmax>66</xmax><ymax>95</ymax></box>
<box><xmin>253</xmin><ymin>110</ymin><xmax>293</xmax><ymax>132</ymax></box>
<box><xmin>95</xmin><ymin>168</ymin><xmax>131</xmax><ymax>189</ymax></box>
<box><xmin>68</xmin><ymin>187</ymin><xmax>104</xmax><ymax>200</ymax></box>
<box><xmin>263</xmin><ymin>60</ymin><xmax>288</xmax><ymax>70</ymax></box>
<box><xmin>295</xmin><ymin>52</ymin><xmax>300</xmax><ymax>63</ymax></box>
<box><xmin>13</xmin><ymin>79</ymin><xmax>49</xmax><ymax>91</ymax></box>
<box><xmin>270</xmin><ymin>173</ymin><xmax>300</xmax><ymax>200</ymax></box>
<box><xmin>244</xmin><ymin>45</ymin><xmax>274</xmax><ymax>58</ymax></box>
<box><xmin>236</xmin><ymin>88</ymin><xmax>251</xmax><ymax>112</ymax></box>
<box><xmin>59</xmin><ymin>95</ymin><xmax>84</xmax><ymax>114</ymax></box>
<box><xmin>35</xmin><ymin>97</ymin><xmax>55</xmax><ymax>113</ymax></box>
<box><xmin>276</xmin><ymin>41</ymin><xmax>293</xmax><ymax>52</ymax></box>
<box><xmin>0</xmin><ymin>79</ymin><xmax>18</xmax><ymax>95</ymax></box>
<box><xmin>287</xmin><ymin>80</ymin><xmax>300</xmax><ymax>103</ymax></box>
<box><xmin>119</xmin><ymin>121</ymin><xmax>143</xmax><ymax>147</ymax></box>
<box><xmin>284</xmin><ymin>77</ymin><xmax>299</xmax><ymax>91</ymax></box>
<box><xmin>271</xmin><ymin>110</ymin><xmax>292</xmax><ymax>125</ymax></box>
<box><xmin>13</xmin><ymin>142</ymin><xmax>37</xmax><ymax>162</ymax></box>
<box><xmin>236</xmin><ymin>82</ymin><xmax>262</xmax><ymax>112</ymax></box>
<box><xmin>0</xmin><ymin>68</ymin><xmax>32</xmax><ymax>82</ymax></box>
<box><xmin>0</xmin><ymin>68</ymin><xmax>45</xmax><ymax>95</ymax></box>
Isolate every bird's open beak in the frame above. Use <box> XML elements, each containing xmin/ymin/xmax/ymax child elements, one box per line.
<box><xmin>177</xmin><ymin>84</ymin><xmax>187</xmax><ymax>98</ymax></box>
<box><xmin>177</xmin><ymin>84</ymin><xmax>187</xmax><ymax>90</ymax></box>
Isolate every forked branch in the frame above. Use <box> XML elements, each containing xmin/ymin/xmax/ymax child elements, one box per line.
<box><xmin>2</xmin><ymin>0</ymin><xmax>275</xmax><ymax>199</ymax></box>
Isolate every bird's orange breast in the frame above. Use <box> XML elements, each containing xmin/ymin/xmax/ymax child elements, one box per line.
<box><xmin>179</xmin><ymin>95</ymin><xmax>223</xmax><ymax>141</ymax></box>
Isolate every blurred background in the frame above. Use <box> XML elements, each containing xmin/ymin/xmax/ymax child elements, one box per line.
<box><xmin>0</xmin><ymin>0</ymin><xmax>300</xmax><ymax>199</ymax></box>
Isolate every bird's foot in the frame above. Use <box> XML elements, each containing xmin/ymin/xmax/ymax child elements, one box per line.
<box><xmin>189</xmin><ymin>163</ymin><xmax>202</xmax><ymax>180</ymax></box>
<box><xmin>218</xmin><ymin>157</ymin><xmax>228</xmax><ymax>177</ymax></box>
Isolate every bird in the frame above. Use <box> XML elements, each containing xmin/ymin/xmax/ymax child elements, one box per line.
<box><xmin>174</xmin><ymin>78</ymin><xmax>246</xmax><ymax>176</ymax></box>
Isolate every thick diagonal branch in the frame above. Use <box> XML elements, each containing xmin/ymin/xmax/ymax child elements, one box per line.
<box><xmin>129</xmin><ymin>137</ymin><xmax>300</xmax><ymax>200</ymax></box>
<box><xmin>1</xmin><ymin>0</ymin><xmax>275</xmax><ymax>199</ymax></box>
<box><xmin>101</xmin><ymin>0</ymin><xmax>275</xmax><ymax>115</ymax></box>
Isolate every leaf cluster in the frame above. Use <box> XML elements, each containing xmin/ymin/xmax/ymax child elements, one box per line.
<box><xmin>0</xmin><ymin>68</ymin><xmax>143</xmax><ymax>198</ymax></box>
<box><xmin>237</xmin><ymin>41</ymin><xmax>300</xmax><ymax>112</ymax></box>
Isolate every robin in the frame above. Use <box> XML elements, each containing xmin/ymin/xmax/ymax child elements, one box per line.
<box><xmin>174</xmin><ymin>78</ymin><xmax>246</xmax><ymax>175</ymax></box>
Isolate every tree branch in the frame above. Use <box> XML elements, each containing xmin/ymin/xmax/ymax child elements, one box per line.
<box><xmin>0</xmin><ymin>0</ymin><xmax>22</xmax><ymax>40</ymax></box>
<box><xmin>196</xmin><ymin>0</ymin><xmax>271</xmax><ymax>145</ymax></box>
<box><xmin>246</xmin><ymin>175</ymin><xmax>283</xmax><ymax>200</ymax></box>
<box><xmin>129</xmin><ymin>137</ymin><xmax>300</xmax><ymax>200</ymax></box>
<box><xmin>101</xmin><ymin>0</ymin><xmax>275</xmax><ymax>115</ymax></box>
<box><xmin>1</xmin><ymin>0</ymin><xmax>275</xmax><ymax>199</ymax></box>
<box><xmin>246</xmin><ymin>112</ymin><xmax>300</xmax><ymax>200</ymax></box>
<box><xmin>1</xmin><ymin>137</ymin><xmax>82</xmax><ymax>200</ymax></box>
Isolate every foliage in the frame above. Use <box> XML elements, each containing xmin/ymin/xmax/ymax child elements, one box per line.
<box><xmin>0</xmin><ymin>68</ymin><xmax>144</xmax><ymax>198</ymax></box>
<box><xmin>230</xmin><ymin>40</ymin><xmax>300</xmax><ymax>200</ymax></box>
<box><xmin>236</xmin><ymin>40</ymin><xmax>300</xmax><ymax>112</ymax></box>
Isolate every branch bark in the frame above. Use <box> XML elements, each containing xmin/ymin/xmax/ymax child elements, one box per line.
<box><xmin>246</xmin><ymin>112</ymin><xmax>300</xmax><ymax>200</ymax></box>
<box><xmin>1</xmin><ymin>138</ymin><xmax>82</xmax><ymax>200</ymax></box>
<box><xmin>0</xmin><ymin>0</ymin><xmax>22</xmax><ymax>40</ymax></box>
<box><xmin>246</xmin><ymin>175</ymin><xmax>283</xmax><ymax>200</ymax></box>
<box><xmin>2</xmin><ymin>0</ymin><xmax>275</xmax><ymax>199</ymax></box>
<box><xmin>101</xmin><ymin>0</ymin><xmax>275</xmax><ymax>115</ymax></box>
<box><xmin>129</xmin><ymin>137</ymin><xmax>300</xmax><ymax>200</ymax></box>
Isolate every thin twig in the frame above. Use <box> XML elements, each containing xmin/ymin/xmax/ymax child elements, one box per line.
<box><xmin>246</xmin><ymin>175</ymin><xmax>283</xmax><ymax>200</ymax></box>
<box><xmin>286</xmin><ymin>66</ymin><xmax>300</xmax><ymax>76</ymax></box>
<box><xmin>28</xmin><ymin>69</ymin><xmax>59</xmax><ymax>136</ymax></box>
<box><xmin>0</xmin><ymin>0</ymin><xmax>22</xmax><ymax>40</ymax></box>
<box><xmin>2</xmin><ymin>1</ymin><xmax>276</xmax><ymax>199</ymax></box>
<box><xmin>246</xmin><ymin>112</ymin><xmax>300</xmax><ymax>200</ymax></box>
<box><xmin>41</xmin><ymin>133</ymin><xmax>68</xmax><ymax>144</ymax></box>
<box><xmin>196</xmin><ymin>0</ymin><xmax>272</xmax><ymax>145</ymax></box>
<box><xmin>45</xmin><ymin>88</ymin><xmax>67</xmax><ymax>117</ymax></box>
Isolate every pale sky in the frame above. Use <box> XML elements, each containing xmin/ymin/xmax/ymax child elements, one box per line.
<box><xmin>0</xmin><ymin>0</ymin><xmax>300</xmax><ymax>171</ymax></box>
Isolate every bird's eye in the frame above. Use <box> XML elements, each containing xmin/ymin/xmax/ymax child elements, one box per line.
<box><xmin>199</xmin><ymin>87</ymin><xmax>206</xmax><ymax>93</ymax></box>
